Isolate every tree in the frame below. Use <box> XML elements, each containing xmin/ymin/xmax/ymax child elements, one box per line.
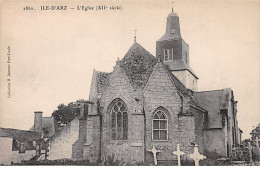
<box><xmin>52</xmin><ymin>99</ymin><xmax>87</xmax><ymax>125</ymax></box>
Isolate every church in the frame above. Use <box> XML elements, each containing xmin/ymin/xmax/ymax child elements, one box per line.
<box><xmin>46</xmin><ymin>9</ymin><xmax>243</xmax><ymax>164</ymax></box>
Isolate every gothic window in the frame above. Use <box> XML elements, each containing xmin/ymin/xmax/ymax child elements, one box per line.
<box><xmin>110</xmin><ymin>99</ymin><xmax>128</xmax><ymax>140</ymax></box>
<box><xmin>153</xmin><ymin>110</ymin><xmax>168</xmax><ymax>141</ymax></box>
<box><xmin>164</xmin><ymin>49</ymin><xmax>170</xmax><ymax>61</ymax></box>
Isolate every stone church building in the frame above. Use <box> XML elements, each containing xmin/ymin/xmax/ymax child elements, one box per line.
<box><xmin>47</xmin><ymin>10</ymin><xmax>243</xmax><ymax>164</ymax></box>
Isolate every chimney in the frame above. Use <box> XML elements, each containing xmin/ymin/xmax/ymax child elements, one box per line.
<box><xmin>34</xmin><ymin>111</ymin><xmax>43</xmax><ymax>135</ymax></box>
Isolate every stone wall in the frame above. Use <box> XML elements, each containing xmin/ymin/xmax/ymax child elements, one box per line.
<box><xmin>204</xmin><ymin>129</ymin><xmax>226</xmax><ymax>158</ymax></box>
<box><xmin>99</xmin><ymin>63</ymin><xmax>142</xmax><ymax>163</ymax></box>
<box><xmin>144</xmin><ymin>62</ymin><xmax>182</xmax><ymax>163</ymax></box>
<box><xmin>0</xmin><ymin>137</ymin><xmax>13</xmax><ymax>165</ymax></box>
<box><xmin>172</xmin><ymin>71</ymin><xmax>186</xmax><ymax>86</ymax></box>
<box><xmin>83</xmin><ymin>115</ymin><xmax>100</xmax><ymax>162</ymax></box>
<box><xmin>185</xmin><ymin>71</ymin><xmax>198</xmax><ymax>91</ymax></box>
<box><xmin>191</xmin><ymin>107</ymin><xmax>205</xmax><ymax>153</ymax></box>
<box><xmin>72</xmin><ymin>105</ymin><xmax>88</xmax><ymax>159</ymax></box>
<box><xmin>85</xmin><ymin>62</ymin><xmax>205</xmax><ymax>163</ymax></box>
<box><xmin>172</xmin><ymin>71</ymin><xmax>197</xmax><ymax>92</ymax></box>
<box><xmin>144</xmin><ymin>62</ymin><xmax>200</xmax><ymax>163</ymax></box>
<box><xmin>48</xmin><ymin>117</ymin><xmax>79</xmax><ymax>160</ymax></box>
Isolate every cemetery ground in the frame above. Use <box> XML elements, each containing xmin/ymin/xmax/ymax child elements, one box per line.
<box><xmin>12</xmin><ymin>157</ymin><xmax>260</xmax><ymax>166</ymax></box>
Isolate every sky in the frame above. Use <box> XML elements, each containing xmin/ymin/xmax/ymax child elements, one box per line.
<box><xmin>0</xmin><ymin>0</ymin><xmax>259</xmax><ymax>139</ymax></box>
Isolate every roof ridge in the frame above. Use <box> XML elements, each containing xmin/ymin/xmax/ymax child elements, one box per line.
<box><xmin>0</xmin><ymin>127</ymin><xmax>37</xmax><ymax>132</ymax></box>
<box><xmin>96</xmin><ymin>71</ymin><xmax>110</xmax><ymax>74</ymax></box>
<box><xmin>195</xmin><ymin>89</ymin><xmax>225</xmax><ymax>93</ymax></box>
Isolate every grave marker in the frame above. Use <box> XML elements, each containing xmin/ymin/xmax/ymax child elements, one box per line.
<box><xmin>147</xmin><ymin>145</ymin><xmax>161</xmax><ymax>165</ymax></box>
<box><xmin>172</xmin><ymin>143</ymin><xmax>185</xmax><ymax>166</ymax></box>
<box><xmin>189</xmin><ymin>144</ymin><xmax>206</xmax><ymax>166</ymax></box>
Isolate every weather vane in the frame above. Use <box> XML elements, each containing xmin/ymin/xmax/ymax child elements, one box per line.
<box><xmin>134</xmin><ymin>29</ymin><xmax>138</xmax><ymax>43</ymax></box>
<box><xmin>172</xmin><ymin>1</ymin><xmax>174</xmax><ymax>12</ymax></box>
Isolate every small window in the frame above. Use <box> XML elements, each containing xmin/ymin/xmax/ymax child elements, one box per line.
<box><xmin>185</xmin><ymin>52</ymin><xmax>188</xmax><ymax>63</ymax></box>
<box><xmin>170</xmin><ymin>29</ymin><xmax>176</xmax><ymax>34</ymax></box>
<box><xmin>153</xmin><ymin>110</ymin><xmax>168</xmax><ymax>141</ymax></box>
<box><xmin>169</xmin><ymin>48</ymin><xmax>174</xmax><ymax>61</ymax></box>
<box><xmin>164</xmin><ymin>49</ymin><xmax>170</xmax><ymax>61</ymax></box>
<box><xmin>83</xmin><ymin>104</ymin><xmax>88</xmax><ymax>118</ymax></box>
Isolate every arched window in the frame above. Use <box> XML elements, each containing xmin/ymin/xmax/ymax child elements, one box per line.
<box><xmin>153</xmin><ymin>110</ymin><xmax>168</xmax><ymax>141</ymax></box>
<box><xmin>110</xmin><ymin>99</ymin><xmax>128</xmax><ymax>140</ymax></box>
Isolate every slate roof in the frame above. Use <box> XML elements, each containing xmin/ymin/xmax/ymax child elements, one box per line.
<box><xmin>29</xmin><ymin>117</ymin><xmax>57</xmax><ymax>138</ymax></box>
<box><xmin>96</xmin><ymin>71</ymin><xmax>111</xmax><ymax>94</ymax></box>
<box><xmin>194</xmin><ymin>88</ymin><xmax>232</xmax><ymax>129</ymax></box>
<box><xmin>158</xmin><ymin>11</ymin><xmax>181</xmax><ymax>41</ymax></box>
<box><xmin>166</xmin><ymin>59</ymin><xmax>199</xmax><ymax>79</ymax></box>
<box><xmin>0</xmin><ymin>127</ymin><xmax>41</xmax><ymax>141</ymax></box>
<box><xmin>92</xmin><ymin>42</ymin><xmax>203</xmax><ymax>112</ymax></box>
<box><xmin>120</xmin><ymin>42</ymin><xmax>158</xmax><ymax>89</ymax></box>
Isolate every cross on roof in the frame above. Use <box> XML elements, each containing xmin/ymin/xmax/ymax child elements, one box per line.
<box><xmin>189</xmin><ymin>144</ymin><xmax>206</xmax><ymax>166</ymax></box>
<box><xmin>134</xmin><ymin>29</ymin><xmax>138</xmax><ymax>43</ymax></box>
<box><xmin>147</xmin><ymin>145</ymin><xmax>161</xmax><ymax>165</ymax></box>
<box><xmin>172</xmin><ymin>143</ymin><xmax>185</xmax><ymax>166</ymax></box>
<box><xmin>172</xmin><ymin>2</ymin><xmax>174</xmax><ymax>12</ymax></box>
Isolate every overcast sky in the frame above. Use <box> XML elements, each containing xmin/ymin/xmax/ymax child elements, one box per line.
<box><xmin>0</xmin><ymin>0</ymin><xmax>259</xmax><ymax>139</ymax></box>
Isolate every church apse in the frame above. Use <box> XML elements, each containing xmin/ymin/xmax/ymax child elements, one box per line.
<box><xmin>44</xmin><ymin>7</ymin><xmax>242</xmax><ymax>165</ymax></box>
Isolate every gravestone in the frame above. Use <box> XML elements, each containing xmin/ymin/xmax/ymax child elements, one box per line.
<box><xmin>189</xmin><ymin>144</ymin><xmax>206</xmax><ymax>166</ymax></box>
<box><xmin>232</xmin><ymin>146</ymin><xmax>237</xmax><ymax>157</ymax></box>
<box><xmin>147</xmin><ymin>145</ymin><xmax>161</xmax><ymax>165</ymax></box>
<box><xmin>172</xmin><ymin>143</ymin><xmax>185</xmax><ymax>166</ymax></box>
<box><xmin>247</xmin><ymin>142</ymin><xmax>253</xmax><ymax>163</ymax></box>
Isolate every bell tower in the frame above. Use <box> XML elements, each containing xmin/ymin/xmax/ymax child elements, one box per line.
<box><xmin>156</xmin><ymin>8</ymin><xmax>198</xmax><ymax>91</ymax></box>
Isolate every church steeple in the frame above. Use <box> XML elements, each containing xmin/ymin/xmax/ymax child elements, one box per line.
<box><xmin>159</xmin><ymin>9</ymin><xmax>181</xmax><ymax>41</ymax></box>
<box><xmin>156</xmin><ymin>8</ymin><xmax>199</xmax><ymax>91</ymax></box>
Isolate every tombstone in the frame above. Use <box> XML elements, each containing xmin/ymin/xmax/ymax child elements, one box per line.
<box><xmin>147</xmin><ymin>145</ymin><xmax>161</xmax><ymax>165</ymax></box>
<box><xmin>172</xmin><ymin>143</ymin><xmax>185</xmax><ymax>166</ymax></box>
<box><xmin>254</xmin><ymin>137</ymin><xmax>260</xmax><ymax>162</ymax></box>
<box><xmin>232</xmin><ymin>146</ymin><xmax>237</xmax><ymax>157</ymax></box>
<box><xmin>247</xmin><ymin>142</ymin><xmax>253</xmax><ymax>163</ymax></box>
<box><xmin>189</xmin><ymin>144</ymin><xmax>206</xmax><ymax>166</ymax></box>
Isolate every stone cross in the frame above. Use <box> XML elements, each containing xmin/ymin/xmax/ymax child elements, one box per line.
<box><xmin>256</xmin><ymin>137</ymin><xmax>259</xmax><ymax>148</ymax></box>
<box><xmin>247</xmin><ymin>142</ymin><xmax>253</xmax><ymax>163</ymax></box>
<box><xmin>172</xmin><ymin>143</ymin><xmax>185</xmax><ymax>166</ymax></box>
<box><xmin>147</xmin><ymin>145</ymin><xmax>161</xmax><ymax>165</ymax></box>
<box><xmin>189</xmin><ymin>144</ymin><xmax>206</xmax><ymax>166</ymax></box>
<box><xmin>255</xmin><ymin>137</ymin><xmax>260</xmax><ymax>162</ymax></box>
